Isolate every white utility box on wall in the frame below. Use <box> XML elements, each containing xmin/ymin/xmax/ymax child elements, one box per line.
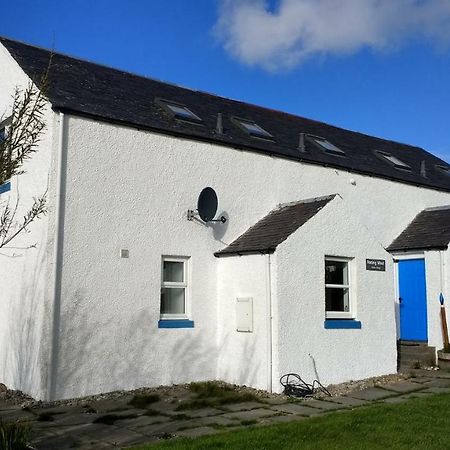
<box><xmin>236</xmin><ymin>297</ymin><xmax>253</xmax><ymax>332</ymax></box>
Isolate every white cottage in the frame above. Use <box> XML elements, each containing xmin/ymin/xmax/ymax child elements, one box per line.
<box><xmin>0</xmin><ymin>37</ymin><xmax>449</xmax><ymax>401</ymax></box>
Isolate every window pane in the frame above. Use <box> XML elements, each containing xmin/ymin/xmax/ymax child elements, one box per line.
<box><xmin>160</xmin><ymin>288</ymin><xmax>185</xmax><ymax>314</ymax></box>
<box><xmin>166</xmin><ymin>104</ymin><xmax>201</xmax><ymax>121</ymax></box>
<box><xmin>325</xmin><ymin>287</ymin><xmax>349</xmax><ymax>312</ymax></box>
<box><xmin>239</xmin><ymin>121</ymin><xmax>272</xmax><ymax>138</ymax></box>
<box><xmin>325</xmin><ymin>260</ymin><xmax>348</xmax><ymax>285</ymax></box>
<box><xmin>163</xmin><ymin>261</ymin><xmax>184</xmax><ymax>282</ymax></box>
<box><xmin>315</xmin><ymin>139</ymin><xmax>345</xmax><ymax>156</ymax></box>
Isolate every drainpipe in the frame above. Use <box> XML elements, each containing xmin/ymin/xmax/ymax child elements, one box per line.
<box><xmin>47</xmin><ymin>111</ymin><xmax>66</xmax><ymax>400</ymax></box>
<box><xmin>265</xmin><ymin>254</ymin><xmax>273</xmax><ymax>393</ymax></box>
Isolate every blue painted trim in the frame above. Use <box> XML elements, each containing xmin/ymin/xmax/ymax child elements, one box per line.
<box><xmin>158</xmin><ymin>319</ymin><xmax>194</xmax><ymax>329</ymax></box>
<box><xmin>324</xmin><ymin>320</ymin><xmax>362</xmax><ymax>329</ymax></box>
<box><xmin>0</xmin><ymin>181</ymin><xmax>11</xmax><ymax>194</ymax></box>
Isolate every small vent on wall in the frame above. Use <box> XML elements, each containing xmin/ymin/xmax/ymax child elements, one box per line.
<box><xmin>120</xmin><ymin>249</ymin><xmax>129</xmax><ymax>258</ymax></box>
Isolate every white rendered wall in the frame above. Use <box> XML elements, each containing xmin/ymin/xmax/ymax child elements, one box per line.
<box><xmin>0</xmin><ymin>44</ymin><xmax>55</xmax><ymax>399</ymax></box>
<box><xmin>52</xmin><ymin>112</ymin><xmax>450</xmax><ymax>399</ymax></box>
<box><xmin>425</xmin><ymin>249</ymin><xmax>450</xmax><ymax>351</ymax></box>
<box><xmin>275</xmin><ymin>197</ymin><xmax>397</xmax><ymax>389</ymax></box>
<box><xmin>217</xmin><ymin>255</ymin><xmax>270</xmax><ymax>390</ymax></box>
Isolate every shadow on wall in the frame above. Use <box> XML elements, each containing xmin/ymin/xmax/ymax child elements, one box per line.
<box><xmin>47</xmin><ymin>291</ymin><xmax>218</xmax><ymax>400</ymax></box>
<box><xmin>4</xmin><ymin>242</ymin><xmax>48</xmax><ymax>397</ymax></box>
<box><xmin>209</xmin><ymin>210</ymin><xmax>229</xmax><ymax>242</ymax></box>
<box><xmin>216</xmin><ymin>330</ymin><xmax>263</xmax><ymax>389</ymax></box>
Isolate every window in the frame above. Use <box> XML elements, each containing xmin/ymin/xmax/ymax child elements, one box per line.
<box><xmin>375</xmin><ymin>150</ymin><xmax>411</xmax><ymax>171</ymax></box>
<box><xmin>156</xmin><ymin>99</ymin><xmax>202</xmax><ymax>123</ymax></box>
<box><xmin>325</xmin><ymin>257</ymin><xmax>353</xmax><ymax>319</ymax></box>
<box><xmin>232</xmin><ymin>118</ymin><xmax>273</xmax><ymax>139</ymax></box>
<box><xmin>436</xmin><ymin>165</ymin><xmax>450</xmax><ymax>176</ymax></box>
<box><xmin>312</xmin><ymin>137</ymin><xmax>345</xmax><ymax>156</ymax></box>
<box><xmin>160</xmin><ymin>257</ymin><xmax>188</xmax><ymax>319</ymax></box>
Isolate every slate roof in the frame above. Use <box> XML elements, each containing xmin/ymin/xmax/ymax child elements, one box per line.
<box><xmin>387</xmin><ymin>206</ymin><xmax>450</xmax><ymax>251</ymax></box>
<box><xmin>215</xmin><ymin>195</ymin><xmax>335</xmax><ymax>257</ymax></box>
<box><xmin>1</xmin><ymin>37</ymin><xmax>450</xmax><ymax>192</ymax></box>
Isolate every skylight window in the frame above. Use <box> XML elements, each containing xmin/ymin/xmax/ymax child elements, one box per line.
<box><xmin>233</xmin><ymin>118</ymin><xmax>273</xmax><ymax>139</ymax></box>
<box><xmin>436</xmin><ymin>164</ymin><xmax>450</xmax><ymax>176</ymax></box>
<box><xmin>156</xmin><ymin>99</ymin><xmax>202</xmax><ymax>123</ymax></box>
<box><xmin>313</xmin><ymin>137</ymin><xmax>345</xmax><ymax>156</ymax></box>
<box><xmin>376</xmin><ymin>151</ymin><xmax>411</xmax><ymax>171</ymax></box>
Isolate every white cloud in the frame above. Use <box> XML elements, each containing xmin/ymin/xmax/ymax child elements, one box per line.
<box><xmin>215</xmin><ymin>0</ymin><xmax>450</xmax><ymax>71</ymax></box>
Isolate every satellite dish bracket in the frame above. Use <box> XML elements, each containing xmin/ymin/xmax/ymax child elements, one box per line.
<box><xmin>187</xmin><ymin>209</ymin><xmax>226</xmax><ymax>224</ymax></box>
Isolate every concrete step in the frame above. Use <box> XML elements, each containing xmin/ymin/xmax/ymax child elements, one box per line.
<box><xmin>399</xmin><ymin>345</ymin><xmax>437</xmax><ymax>355</ymax></box>
<box><xmin>397</xmin><ymin>341</ymin><xmax>436</xmax><ymax>370</ymax></box>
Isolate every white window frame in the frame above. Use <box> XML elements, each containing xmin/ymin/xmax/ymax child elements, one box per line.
<box><xmin>160</xmin><ymin>256</ymin><xmax>189</xmax><ymax>320</ymax></box>
<box><xmin>325</xmin><ymin>256</ymin><xmax>354</xmax><ymax>319</ymax></box>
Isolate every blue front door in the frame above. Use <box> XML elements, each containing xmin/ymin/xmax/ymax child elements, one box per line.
<box><xmin>398</xmin><ymin>259</ymin><xmax>428</xmax><ymax>341</ymax></box>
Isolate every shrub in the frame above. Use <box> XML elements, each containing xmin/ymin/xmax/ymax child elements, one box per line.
<box><xmin>0</xmin><ymin>419</ymin><xmax>31</xmax><ymax>450</ymax></box>
<box><xmin>176</xmin><ymin>381</ymin><xmax>260</xmax><ymax>410</ymax></box>
<box><xmin>128</xmin><ymin>394</ymin><xmax>160</xmax><ymax>409</ymax></box>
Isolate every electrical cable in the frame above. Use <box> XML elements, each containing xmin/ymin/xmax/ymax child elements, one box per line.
<box><xmin>280</xmin><ymin>373</ymin><xmax>331</xmax><ymax>398</ymax></box>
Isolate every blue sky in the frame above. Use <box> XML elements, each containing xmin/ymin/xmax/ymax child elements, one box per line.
<box><xmin>2</xmin><ymin>0</ymin><xmax>450</xmax><ymax>162</ymax></box>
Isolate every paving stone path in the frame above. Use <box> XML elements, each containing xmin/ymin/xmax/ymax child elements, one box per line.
<box><xmin>2</xmin><ymin>370</ymin><xmax>450</xmax><ymax>450</ymax></box>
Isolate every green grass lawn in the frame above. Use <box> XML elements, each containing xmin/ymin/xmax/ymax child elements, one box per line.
<box><xmin>131</xmin><ymin>393</ymin><xmax>450</xmax><ymax>450</ymax></box>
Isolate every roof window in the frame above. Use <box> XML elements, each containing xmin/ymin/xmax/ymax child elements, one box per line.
<box><xmin>156</xmin><ymin>99</ymin><xmax>202</xmax><ymax>123</ymax></box>
<box><xmin>375</xmin><ymin>150</ymin><xmax>411</xmax><ymax>171</ymax></box>
<box><xmin>312</xmin><ymin>137</ymin><xmax>345</xmax><ymax>156</ymax></box>
<box><xmin>232</xmin><ymin>118</ymin><xmax>273</xmax><ymax>139</ymax></box>
<box><xmin>436</xmin><ymin>164</ymin><xmax>450</xmax><ymax>176</ymax></box>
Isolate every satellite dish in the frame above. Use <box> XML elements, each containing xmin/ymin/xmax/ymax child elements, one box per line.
<box><xmin>187</xmin><ymin>187</ymin><xmax>227</xmax><ymax>224</ymax></box>
<box><xmin>197</xmin><ymin>187</ymin><xmax>218</xmax><ymax>222</ymax></box>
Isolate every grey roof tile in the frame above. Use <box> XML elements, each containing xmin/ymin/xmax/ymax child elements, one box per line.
<box><xmin>387</xmin><ymin>206</ymin><xmax>450</xmax><ymax>251</ymax></box>
<box><xmin>215</xmin><ymin>195</ymin><xmax>335</xmax><ymax>256</ymax></box>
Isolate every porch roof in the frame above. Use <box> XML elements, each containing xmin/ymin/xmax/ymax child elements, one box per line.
<box><xmin>214</xmin><ymin>195</ymin><xmax>335</xmax><ymax>257</ymax></box>
<box><xmin>387</xmin><ymin>206</ymin><xmax>450</xmax><ymax>252</ymax></box>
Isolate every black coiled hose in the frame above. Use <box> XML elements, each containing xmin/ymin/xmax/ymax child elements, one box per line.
<box><xmin>280</xmin><ymin>373</ymin><xmax>331</xmax><ymax>398</ymax></box>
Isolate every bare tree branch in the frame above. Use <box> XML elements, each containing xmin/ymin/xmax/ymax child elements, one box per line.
<box><xmin>0</xmin><ymin>69</ymin><xmax>50</xmax><ymax>250</ymax></box>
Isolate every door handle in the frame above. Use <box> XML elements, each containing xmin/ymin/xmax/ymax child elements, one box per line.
<box><xmin>399</xmin><ymin>297</ymin><xmax>402</xmax><ymax>304</ymax></box>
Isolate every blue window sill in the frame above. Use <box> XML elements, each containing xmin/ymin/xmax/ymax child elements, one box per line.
<box><xmin>324</xmin><ymin>320</ymin><xmax>361</xmax><ymax>329</ymax></box>
<box><xmin>158</xmin><ymin>319</ymin><xmax>194</xmax><ymax>329</ymax></box>
<box><xmin>0</xmin><ymin>181</ymin><xmax>11</xmax><ymax>194</ymax></box>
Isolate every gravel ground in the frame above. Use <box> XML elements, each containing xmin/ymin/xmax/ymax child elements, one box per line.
<box><xmin>324</xmin><ymin>373</ymin><xmax>409</xmax><ymax>397</ymax></box>
<box><xmin>0</xmin><ymin>372</ymin><xmax>412</xmax><ymax>410</ymax></box>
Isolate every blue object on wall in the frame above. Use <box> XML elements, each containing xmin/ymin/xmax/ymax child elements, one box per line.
<box><xmin>324</xmin><ymin>320</ymin><xmax>362</xmax><ymax>329</ymax></box>
<box><xmin>398</xmin><ymin>259</ymin><xmax>428</xmax><ymax>341</ymax></box>
<box><xmin>158</xmin><ymin>320</ymin><xmax>194</xmax><ymax>329</ymax></box>
<box><xmin>0</xmin><ymin>181</ymin><xmax>11</xmax><ymax>194</ymax></box>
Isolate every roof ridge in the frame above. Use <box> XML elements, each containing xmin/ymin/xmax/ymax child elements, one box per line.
<box><xmin>276</xmin><ymin>194</ymin><xmax>337</xmax><ymax>209</ymax></box>
<box><xmin>424</xmin><ymin>204</ymin><xmax>450</xmax><ymax>212</ymax></box>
